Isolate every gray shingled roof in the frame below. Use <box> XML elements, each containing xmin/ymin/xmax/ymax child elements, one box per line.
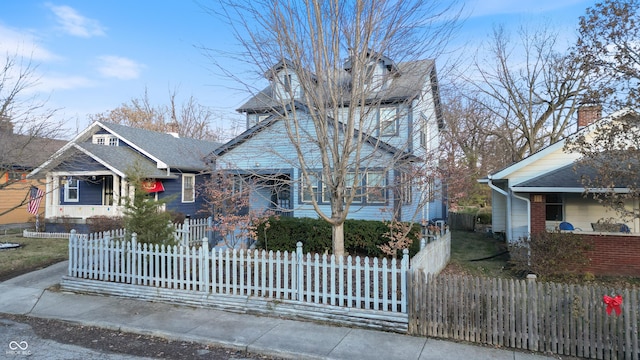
<box><xmin>97</xmin><ymin>122</ymin><xmax>221</xmax><ymax>171</ymax></box>
<box><xmin>76</xmin><ymin>143</ymin><xmax>177</xmax><ymax>178</ymax></box>
<box><xmin>237</xmin><ymin>59</ymin><xmax>435</xmax><ymax>112</ymax></box>
<box><xmin>0</xmin><ymin>131</ymin><xmax>65</xmax><ymax>169</ymax></box>
<box><xmin>515</xmin><ymin>164</ymin><xmax>590</xmax><ymax>189</ymax></box>
<box><xmin>516</xmin><ymin>159</ymin><xmax>640</xmax><ymax>190</ymax></box>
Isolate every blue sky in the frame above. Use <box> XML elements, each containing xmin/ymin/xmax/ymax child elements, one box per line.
<box><xmin>2</xmin><ymin>0</ymin><xmax>597</xmax><ymax>139</ymax></box>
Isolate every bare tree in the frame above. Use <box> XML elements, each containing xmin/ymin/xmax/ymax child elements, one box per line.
<box><xmin>564</xmin><ymin>110</ymin><xmax>640</xmax><ymax>220</ymax></box>
<box><xmin>440</xmin><ymin>92</ymin><xmax>496</xmax><ymax>210</ymax></box>
<box><xmin>463</xmin><ymin>24</ymin><xmax>587</xmax><ymax>162</ymax></box>
<box><xmin>0</xmin><ymin>51</ymin><xmax>63</xmax><ymax>218</ymax></box>
<box><xmin>576</xmin><ymin>0</ymin><xmax>640</xmax><ymax>110</ymax></box>
<box><xmin>205</xmin><ymin>0</ymin><xmax>461</xmax><ymax>256</ymax></box>
<box><xmin>90</xmin><ymin>88</ymin><xmax>223</xmax><ymax>141</ymax></box>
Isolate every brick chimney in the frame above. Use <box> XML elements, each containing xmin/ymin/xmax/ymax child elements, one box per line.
<box><xmin>577</xmin><ymin>104</ymin><xmax>602</xmax><ymax>129</ymax></box>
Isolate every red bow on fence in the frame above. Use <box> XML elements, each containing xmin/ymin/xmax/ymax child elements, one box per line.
<box><xmin>603</xmin><ymin>295</ymin><xmax>623</xmax><ymax>316</ymax></box>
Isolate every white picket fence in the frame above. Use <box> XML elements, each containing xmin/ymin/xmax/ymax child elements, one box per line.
<box><xmin>23</xmin><ymin>217</ymin><xmax>211</xmax><ymax>245</ymax></box>
<box><xmin>67</xmin><ymin>230</ymin><xmax>409</xmax><ymax>313</ymax></box>
<box><xmin>174</xmin><ymin>217</ymin><xmax>211</xmax><ymax>247</ymax></box>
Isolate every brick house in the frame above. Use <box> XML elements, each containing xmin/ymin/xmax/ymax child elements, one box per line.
<box><xmin>479</xmin><ymin>107</ymin><xmax>640</xmax><ymax>276</ymax></box>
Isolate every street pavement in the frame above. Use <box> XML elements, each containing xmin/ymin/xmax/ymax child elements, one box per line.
<box><xmin>0</xmin><ymin>261</ymin><xmax>559</xmax><ymax>360</ymax></box>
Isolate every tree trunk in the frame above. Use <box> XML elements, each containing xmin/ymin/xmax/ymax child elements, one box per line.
<box><xmin>332</xmin><ymin>222</ymin><xmax>345</xmax><ymax>257</ymax></box>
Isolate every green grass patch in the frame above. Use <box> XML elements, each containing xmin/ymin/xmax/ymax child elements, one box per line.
<box><xmin>448</xmin><ymin>230</ymin><xmax>514</xmax><ymax>278</ymax></box>
<box><xmin>0</xmin><ymin>235</ymin><xmax>68</xmax><ymax>281</ymax></box>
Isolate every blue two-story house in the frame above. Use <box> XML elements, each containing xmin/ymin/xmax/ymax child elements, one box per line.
<box><xmin>28</xmin><ymin>121</ymin><xmax>220</xmax><ymax>230</ymax></box>
<box><xmin>211</xmin><ymin>53</ymin><xmax>447</xmax><ymax>223</ymax></box>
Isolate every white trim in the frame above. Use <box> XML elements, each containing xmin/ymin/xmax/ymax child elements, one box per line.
<box><xmin>489</xmin><ymin>108</ymin><xmax>637</xmax><ymax>180</ymax></box>
<box><xmin>182</xmin><ymin>174</ymin><xmax>195</xmax><ymax>203</ymax></box>
<box><xmin>64</xmin><ymin>177</ymin><xmax>80</xmax><ymax>202</ymax></box>
<box><xmin>511</xmin><ymin>187</ymin><xmax>633</xmax><ymax>193</ymax></box>
<box><xmin>98</xmin><ymin>122</ymin><xmax>168</xmax><ymax>170</ymax></box>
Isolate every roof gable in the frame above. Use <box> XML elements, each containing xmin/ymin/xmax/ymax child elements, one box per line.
<box><xmin>488</xmin><ymin>108</ymin><xmax>638</xmax><ymax>181</ymax></box>
<box><xmin>213</xmin><ymin>106</ymin><xmax>414</xmax><ymax>161</ymax></box>
<box><xmin>29</xmin><ymin>121</ymin><xmax>221</xmax><ymax>178</ymax></box>
<box><xmin>237</xmin><ymin>58</ymin><xmax>436</xmax><ymax>113</ymax></box>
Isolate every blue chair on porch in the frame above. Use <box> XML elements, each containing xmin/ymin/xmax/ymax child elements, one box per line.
<box><xmin>558</xmin><ymin>222</ymin><xmax>574</xmax><ymax>231</ymax></box>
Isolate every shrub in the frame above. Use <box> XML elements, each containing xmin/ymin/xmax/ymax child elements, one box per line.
<box><xmin>255</xmin><ymin>217</ymin><xmax>421</xmax><ymax>257</ymax></box>
<box><xmin>476</xmin><ymin>212</ymin><xmax>492</xmax><ymax>225</ymax></box>
<box><xmin>88</xmin><ymin>216</ymin><xmax>124</xmax><ymax>233</ymax></box>
<box><xmin>508</xmin><ymin>231</ymin><xmax>592</xmax><ymax>279</ymax></box>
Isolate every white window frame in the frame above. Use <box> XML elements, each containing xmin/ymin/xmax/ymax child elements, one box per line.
<box><xmin>300</xmin><ymin>172</ymin><xmax>317</xmax><ymax>203</ymax></box>
<box><xmin>93</xmin><ymin>134</ymin><xmax>119</xmax><ymax>146</ymax></box>
<box><xmin>366</xmin><ymin>171</ymin><xmax>387</xmax><ymax>204</ymax></box>
<box><xmin>399</xmin><ymin>172</ymin><xmax>412</xmax><ymax>205</ymax></box>
<box><xmin>64</xmin><ymin>177</ymin><xmax>80</xmax><ymax>202</ymax></box>
<box><xmin>182</xmin><ymin>174</ymin><xmax>195</xmax><ymax>203</ymax></box>
<box><xmin>379</xmin><ymin>107</ymin><xmax>398</xmax><ymax>136</ymax></box>
<box><xmin>345</xmin><ymin>172</ymin><xmax>363</xmax><ymax>204</ymax></box>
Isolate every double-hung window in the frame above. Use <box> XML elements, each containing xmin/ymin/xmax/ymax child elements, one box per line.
<box><xmin>345</xmin><ymin>172</ymin><xmax>363</xmax><ymax>203</ymax></box>
<box><xmin>301</xmin><ymin>172</ymin><xmax>319</xmax><ymax>203</ymax></box>
<box><xmin>366</xmin><ymin>171</ymin><xmax>386</xmax><ymax>203</ymax></box>
<box><xmin>182</xmin><ymin>174</ymin><xmax>195</xmax><ymax>203</ymax></box>
<box><xmin>64</xmin><ymin>177</ymin><xmax>79</xmax><ymax>202</ymax></box>
<box><xmin>379</xmin><ymin>107</ymin><xmax>398</xmax><ymax>136</ymax></box>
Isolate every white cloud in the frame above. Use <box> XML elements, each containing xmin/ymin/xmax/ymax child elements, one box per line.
<box><xmin>96</xmin><ymin>55</ymin><xmax>144</xmax><ymax>80</ymax></box>
<box><xmin>22</xmin><ymin>74</ymin><xmax>95</xmax><ymax>95</ymax></box>
<box><xmin>47</xmin><ymin>4</ymin><xmax>106</xmax><ymax>38</ymax></box>
<box><xmin>0</xmin><ymin>25</ymin><xmax>60</xmax><ymax>62</ymax></box>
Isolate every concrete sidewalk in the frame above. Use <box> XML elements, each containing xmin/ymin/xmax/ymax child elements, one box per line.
<box><xmin>0</xmin><ymin>262</ymin><xmax>558</xmax><ymax>360</ymax></box>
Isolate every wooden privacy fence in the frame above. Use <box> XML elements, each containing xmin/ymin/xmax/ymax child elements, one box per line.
<box><xmin>408</xmin><ymin>271</ymin><xmax>640</xmax><ymax>359</ymax></box>
<box><xmin>68</xmin><ymin>231</ymin><xmax>409</xmax><ymax>313</ymax></box>
<box><xmin>448</xmin><ymin>212</ymin><xmax>475</xmax><ymax>231</ymax></box>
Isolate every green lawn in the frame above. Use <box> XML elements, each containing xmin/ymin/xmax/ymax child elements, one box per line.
<box><xmin>0</xmin><ymin>234</ymin><xmax>68</xmax><ymax>281</ymax></box>
<box><xmin>446</xmin><ymin>230</ymin><xmax>515</xmax><ymax>278</ymax></box>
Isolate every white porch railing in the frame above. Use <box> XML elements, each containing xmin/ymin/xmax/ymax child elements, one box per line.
<box><xmin>46</xmin><ymin>205</ymin><xmax>125</xmax><ymax>219</ymax></box>
<box><xmin>67</xmin><ymin>231</ymin><xmax>410</xmax><ymax>313</ymax></box>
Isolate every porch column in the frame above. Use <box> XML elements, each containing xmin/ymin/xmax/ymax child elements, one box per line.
<box><xmin>51</xmin><ymin>176</ymin><xmax>60</xmax><ymax>218</ymax></box>
<box><xmin>113</xmin><ymin>175</ymin><xmax>120</xmax><ymax>206</ymax></box>
<box><xmin>120</xmin><ymin>179</ymin><xmax>128</xmax><ymax>205</ymax></box>
<box><xmin>530</xmin><ymin>194</ymin><xmax>546</xmax><ymax>235</ymax></box>
<box><xmin>45</xmin><ymin>175</ymin><xmax>52</xmax><ymax>218</ymax></box>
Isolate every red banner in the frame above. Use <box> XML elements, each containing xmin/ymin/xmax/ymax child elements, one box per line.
<box><xmin>141</xmin><ymin>180</ymin><xmax>165</xmax><ymax>193</ymax></box>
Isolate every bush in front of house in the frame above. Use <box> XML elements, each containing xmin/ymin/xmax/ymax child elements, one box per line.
<box><xmin>508</xmin><ymin>231</ymin><xmax>592</xmax><ymax>279</ymax></box>
<box><xmin>88</xmin><ymin>216</ymin><xmax>124</xmax><ymax>234</ymax></box>
<box><xmin>122</xmin><ymin>170</ymin><xmax>177</xmax><ymax>246</ymax></box>
<box><xmin>254</xmin><ymin>217</ymin><xmax>421</xmax><ymax>258</ymax></box>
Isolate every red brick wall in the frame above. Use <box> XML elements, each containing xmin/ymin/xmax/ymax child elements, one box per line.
<box><xmin>582</xmin><ymin>234</ymin><xmax>640</xmax><ymax>277</ymax></box>
<box><xmin>525</xmin><ymin>193</ymin><xmax>640</xmax><ymax>277</ymax></box>
<box><xmin>530</xmin><ymin>194</ymin><xmax>546</xmax><ymax>235</ymax></box>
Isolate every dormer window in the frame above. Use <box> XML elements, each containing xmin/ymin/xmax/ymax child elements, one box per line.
<box><xmin>283</xmin><ymin>74</ymin><xmax>292</xmax><ymax>93</ymax></box>
<box><xmin>93</xmin><ymin>134</ymin><xmax>119</xmax><ymax>146</ymax></box>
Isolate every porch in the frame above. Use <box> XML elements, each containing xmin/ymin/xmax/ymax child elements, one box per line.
<box><xmin>43</xmin><ymin>172</ymin><xmax>138</xmax><ymax>220</ymax></box>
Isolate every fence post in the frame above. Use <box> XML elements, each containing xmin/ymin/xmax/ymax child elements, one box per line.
<box><xmin>527</xmin><ymin>274</ymin><xmax>538</xmax><ymax>351</ymax></box>
<box><xmin>207</xmin><ymin>216</ymin><xmax>214</xmax><ymax>248</ymax></box>
<box><xmin>201</xmin><ymin>237</ymin><xmax>209</xmax><ymax>293</ymax></box>
<box><xmin>69</xmin><ymin>229</ymin><xmax>77</xmax><ymax>277</ymax></box>
<box><xmin>184</xmin><ymin>217</ymin><xmax>190</xmax><ymax>245</ymax></box>
<box><xmin>401</xmin><ymin>248</ymin><xmax>409</xmax><ymax>313</ymax></box>
<box><xmin>296</xmin><ymin>241</ymin><xmax>303</xmax><ymax>301</ymax></box>
<box><xmin>132</xmin><ymin>232</ymin><xmax>138</xmax><ymax>285</ymax></box>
